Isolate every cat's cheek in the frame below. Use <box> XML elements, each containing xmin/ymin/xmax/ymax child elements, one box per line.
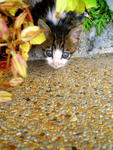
<box><xmin>46</xmin><ymin>57</ymin><xmax>53</xmax><ymax>67</ymax></box>
<box><xmin>59</xmin><ymin>58</ymin><xmax>69</xmax><ymax>68</ymax></box>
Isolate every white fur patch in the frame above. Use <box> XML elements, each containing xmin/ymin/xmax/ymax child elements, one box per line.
<box><xmin>46</xmin><ymin>8</ymin><xmax>66</xmax><ymax>25</ymax></box>
<box><xmin>46</xmin><ymin>49</ymin><xmax>68</xmax><ymax>69</ymax></box>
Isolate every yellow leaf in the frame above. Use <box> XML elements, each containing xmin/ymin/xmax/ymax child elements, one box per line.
<box><xmin>84</xmin><ymin>0</ymin><xmax>97</xmax><ymax>9</ymax></box>
<box><xmin>20</xmin><ymin>42</ymin><xmax>31</xmax><ymax>53</ymax></box>
<box><xmin>22</xmin><ymin>52</ymin><xmax>29</xmax><ymax>60</ymax></box>
<box><xmin>75</xmin><ymin>0</ymin><xmax>85</xmax><ymax>14</ymax></box>
<box><xmin>56</xmin><ymin>0</ymin><xmax>97</xmax><ymax>14</ymax></box>
<box><xmin>20</xmin><ymin>42</ymin><xmax>31</xmax><ymax>60</ymax></box>
<box><xmin>30</xmin><ymin>32</ymin><xmax>46</xmax><ymax>45</ymax></box>
<box><xmin>0</xmin><ymin>91</ymin><xmax>12</xmax><ymax>103</ymax></box>
<box><xmin>21</xmin><ymin>26</ymin><xmax>43</xmax><ymax>42</ymax></box>
<box><xmin>11</xmin><ymin>51</ymin><xmax>27</xmax><ymax>78</ymax></box>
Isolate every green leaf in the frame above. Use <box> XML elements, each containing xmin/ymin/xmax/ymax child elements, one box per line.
<box><xmin>96</xmin><ymin>21</ymin><xmax>102</xmax><ymax>35</ymax></box>
<box><xmin>83</xmin><ymin>0</ymin><xmax>113</xmax><ymax>35</ymax></box>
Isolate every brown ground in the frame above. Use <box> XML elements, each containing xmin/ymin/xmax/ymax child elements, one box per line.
<box><xmin>0</xmin><ymin>54</ymin><xmax>113</xmax><ymax>150</ymax></box>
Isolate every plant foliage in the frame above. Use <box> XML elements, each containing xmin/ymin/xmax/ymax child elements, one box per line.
<box><xmin>0</xmin><ymin>0</ymin><xmax>46</xmax><ymax>101</ymax></box>
<box><xmin>83</xmin><ymin>0</ymin><xmax>113</xmax><ymax>35</ymax></box>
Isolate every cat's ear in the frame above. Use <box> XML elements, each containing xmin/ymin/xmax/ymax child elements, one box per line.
<box><xmin>65</xmin><ymin>25</ymin><xmax>83</xmax><ymax>53</ymax></box>
<box><xmin>38</xmin><ymin>19</ymin><xmax>51</xmax><ymax>33</ymax></box>
<box><xmin>37</xmin><ymin>19</ymin><xmax>53</xmax><ymax>48</ymax></box>
<box><xmin>67</xmin><ymin>25</ymin><xmax>83</xmax><ymax>43</ymax></box>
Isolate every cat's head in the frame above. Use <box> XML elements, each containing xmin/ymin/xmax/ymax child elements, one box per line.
<box><xmin>38</xmin><ymin>19</ymin><xmax>83</xmax><ymax>69</ymax></box>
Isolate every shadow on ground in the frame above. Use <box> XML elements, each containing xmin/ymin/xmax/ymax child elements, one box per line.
<box><xmin>0</xmin><ymin>55</ymin><xmax>113</xmax><ymax>149</ymax></box>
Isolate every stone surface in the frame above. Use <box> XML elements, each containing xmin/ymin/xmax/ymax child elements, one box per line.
<box><xmin>0</xmin><ymin>54</ymin><xmax>113</xmax><ymax>149</ymax></box>
<box><xmin>0</xmin><ymin>1</ymin><xmax>113</xmax><ymax>149</ymax></box>
<box><xmin>105</xmin><ymin>0</ymin><xmax>113</xmax><ymax>11</ymax></box>
<box><xmin>74</xmin><ymin>23</ymin><xmax>113</xmax><ymax>58</ymax></box>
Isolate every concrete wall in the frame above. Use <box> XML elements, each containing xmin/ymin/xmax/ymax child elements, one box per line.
<box><xmin>74</xmin><ymin>23</ymin><xmax>113</xmax><ymax>58</ymax></box>
<box><xmin>105</xmin><ymin>0</ymin><xmax>113</xmax><ymax>12</ymax></box>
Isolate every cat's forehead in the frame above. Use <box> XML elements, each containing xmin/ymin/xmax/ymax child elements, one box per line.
<box><xmin>46</xmin><ymin>33</ymin><xmax>73</xmax><ymax>53</ymax></box>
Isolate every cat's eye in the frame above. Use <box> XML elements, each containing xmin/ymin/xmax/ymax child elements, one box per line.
<box><xmin>62</xmin><ymin>52</ymin><xmax>70</xmax><ymax>59</ymax></box>
<box><xmin>45</xmin><ymin>50</ymin><xmax>53</xmax><ymax>57</ymax></box>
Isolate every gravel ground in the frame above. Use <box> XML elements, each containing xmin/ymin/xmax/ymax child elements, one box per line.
<box><xmin>0</xmin><ymin>54</ymin><xmax>113</xmax><ymax>150</ymax></box>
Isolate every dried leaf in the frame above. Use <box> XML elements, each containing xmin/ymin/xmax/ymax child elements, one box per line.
<box><xmin>14</xmin><ymin>11</ymin><xmax>27</xmax><ymax>29</ymax></box>
<box><xmin>0</xmin><ymin>91</ymin><xmax>12</xmax><ymax>103</ymax></box>
<box><xmin>0</xmin><ymin>1</ymin><xmax>27</xmax><ymax>9</ymax></box>
<box><xmin>0</xmin><ymin>81</ymin><xmax>11</xmax><ymax>88</ymax></box>
<box><xmin>9</xmin><ymin>77</ymin><xmax>23</xmax><ymax>86</ymax></box>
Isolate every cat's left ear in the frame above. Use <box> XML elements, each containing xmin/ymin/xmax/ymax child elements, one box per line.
<box><xmin>67</xmin><ymin>25</ymin><xmax>83</xmax><ymax>43</ymax></box>
<box><xmin>65</xmin><ymin>25</ymin><xmax>83</xmax><ymax>53</ymax></box>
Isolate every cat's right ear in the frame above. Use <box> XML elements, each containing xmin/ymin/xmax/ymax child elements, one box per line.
<box><xmin>37</xmin><ymin>19</ymin><xmax>53</xmax><ymax>47</ymax></box>
<box><xmin>38</xmin><ymin>19</ymin><xmax>51</xmax><ymax>35</ymax></box>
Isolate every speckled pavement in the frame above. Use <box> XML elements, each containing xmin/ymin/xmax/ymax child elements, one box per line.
<box><xmin>0</xmin><ymin>55</ymin><xmax>113</xmax><ymax>150</ymax></box>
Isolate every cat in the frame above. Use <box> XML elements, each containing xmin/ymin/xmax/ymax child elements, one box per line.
<box><xmin>30</xmin><ymin>0</ymin><xmax>85</xmax><ymax>69</ymax></box>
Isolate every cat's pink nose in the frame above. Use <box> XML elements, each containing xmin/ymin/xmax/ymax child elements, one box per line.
<box><xmin>53</xmin><ymin>62</ymin><xmax>63</xmax><ymax>67</ymax></box>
